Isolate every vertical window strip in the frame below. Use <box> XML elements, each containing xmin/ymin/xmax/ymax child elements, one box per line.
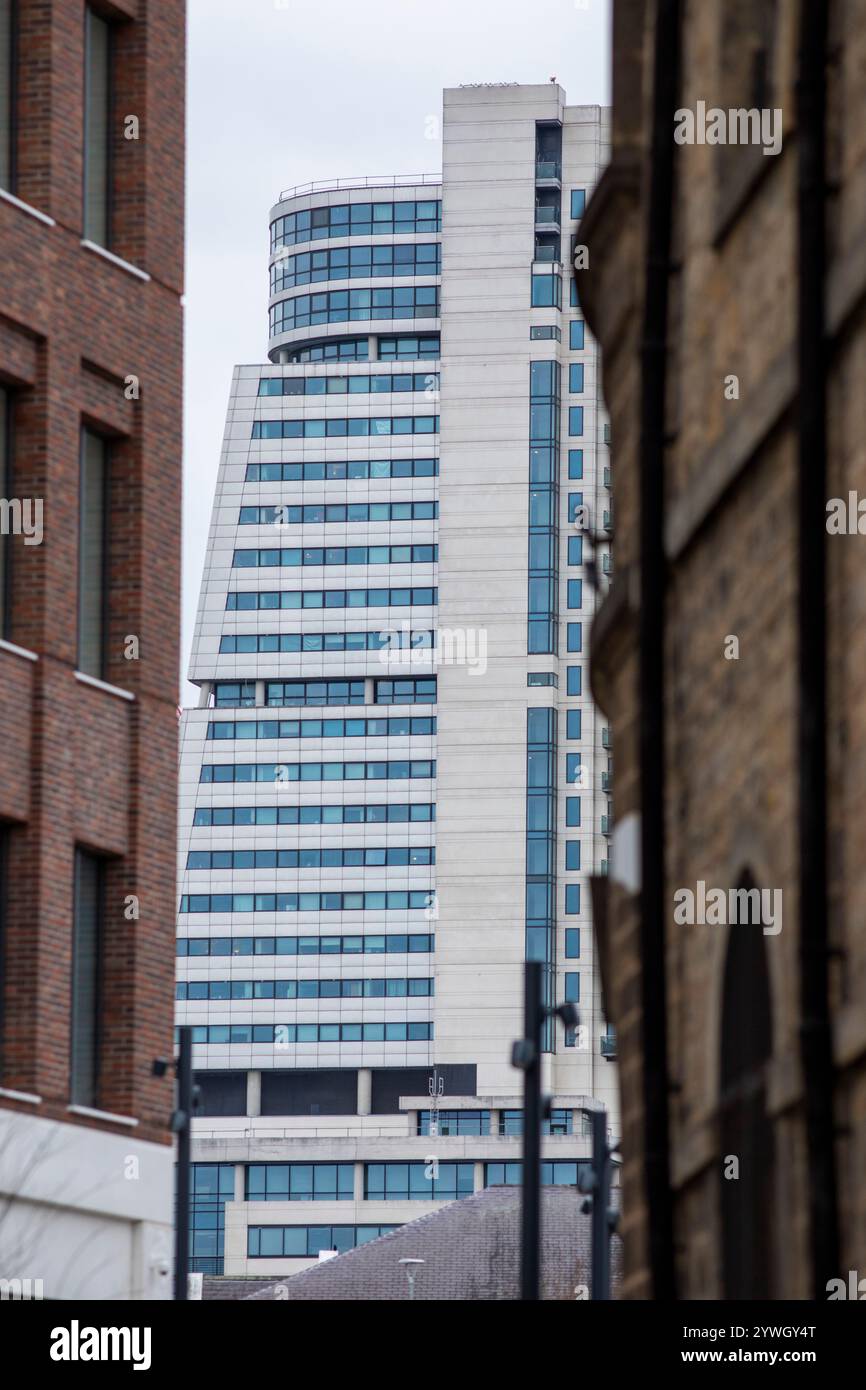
<box><xmin>0</xmin><ymin>385</ymin><xmax>10</xmax><ymax>638</ymax></box>
<box><xmin>0</xmin><ymin>824</ymin><xmax>7</xmax><ymax>1080</ymax></box>
<box><xmin>78</xmin><ymin>428</ymin><xmax>108</xmax><ymax>678</ymax></box>
<box><xmin>527</xmin><ymin>360</ymin><xmax>560</xmax><ymax>654</ymax></box>
<box><xmin>525</xmin><ymin>706</ymin><xmax>558</xmax><ymax>1051</ymax></box>
<box><xmin>0</xmin><ymin>0</ymin><xmax>15</xmax><ymax>191</ymax></box>
<box><xmin>70</xmin><ymin>849</ymin><xmax>103</xmax><ymax>1107</ymax></box>
<box><xmin>83</xmin><ymin>6</ymin><xmax>111</xmax><ymax>247</ymax></box>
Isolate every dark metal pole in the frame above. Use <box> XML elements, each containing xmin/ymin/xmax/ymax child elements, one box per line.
<box><xmin>174</xmin><ymin>1025</ymin><xmax>193</xmax><ymax>1301</ymax></box>
<box><xmin>589</xmin><ymin>1109</ymin><xmax>611</xmax><ymax>1301</ymax></box>
<box><xmin>637</xmin><ymin>0</ymin><xmax>681</xmax><ymax>1301</ymax></box>
<box><xmin>796</xmin><ymin>0</ymin><xmax>839</xmax><ymax>1298</ymax></box>
<box><xmin>520</xmin><ymin>960</ymin><xmax>543</xmax><ymax>1301</ymax></box>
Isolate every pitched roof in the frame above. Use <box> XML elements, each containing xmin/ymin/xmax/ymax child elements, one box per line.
<box><xmin>203</xmin><ymin>1185</ymin><xmax>621</xmax><ymax>1301</ymax></box>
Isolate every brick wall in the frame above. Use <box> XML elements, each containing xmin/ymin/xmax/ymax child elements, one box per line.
<box><xmin>582</xmin><ymin>0</ymin><xmax>866</xmax><ymax>1297</ymax></box>
<box><xmin>0</xmin><ymin>0</ymin><xmax>184</xmax><ymax>1146</ymax></box>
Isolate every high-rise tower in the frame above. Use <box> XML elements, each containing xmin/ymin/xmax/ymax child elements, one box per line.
<box><xmin>179</xmin><ymin>84</ymin><xmax>615</xmax><ymax>1279</ymax></box>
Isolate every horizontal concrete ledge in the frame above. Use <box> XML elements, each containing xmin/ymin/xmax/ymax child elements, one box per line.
<box><xmin>0</xmin><ymin>636</ymin><xmax>38</xmax><ymax>663</ymax></box>
<box><xmin>80</xmin><ymin>238</ymin><xmax>151</xmax><ymax>283</ymax></box>
<box><xmin>398</xmin><ymin>1092</ymin><xmax>602</xmax><ymax>1111</ymax></box>
<box><xmin>0</xmin><ymin>1087</ymin><xmax>41</xmax><ymax>1105</ymax></box>
<box><xmin>75</xmin><ymin>669</ymin><xmax>136</xmax><ymax>702</ymax></box>
<box><xmin>0</xmin><ymin>186</ymin><xmax>55</xmax><ymax>226</ymax></box>
<box><xmin>67</xmin><ymin>1104</ymin><xmax>139</xmax><ymax>1128</ymax></box>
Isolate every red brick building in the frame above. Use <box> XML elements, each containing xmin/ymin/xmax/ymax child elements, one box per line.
<box><xmin>0</xmin><ymin>0</ymin><xmax>184</xmax><ymax>1300</ymax></box>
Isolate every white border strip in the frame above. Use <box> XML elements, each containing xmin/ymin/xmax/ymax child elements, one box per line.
<box><xmin>75</xmin><ymin>669</ymin><xmax>135</xmax><ymax>702</ymax></box>
<box><xmin>80</xmin><ymin>238</ymin><xmax>151</xmax><ymax>282</ymax></box>
<box><xmin>0</xmin><ymin>636</ymin><xmax>38</xmax><ymax>662</ymax></box>
<box><xmin>0</xmin><ymin>187</ymin><xmax>55</xmax><ymax>226</ymax></box>
<box><xmin>67</xmin><ymin>1104</ymin><xmax>139</xmax><ymax>1128</ymax></box>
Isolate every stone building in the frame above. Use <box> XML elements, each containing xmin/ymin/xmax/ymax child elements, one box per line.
<box><xmin>581</xmin><ymin>0</ymin><xmax>866</xmax><ymax>1299</ymax></box>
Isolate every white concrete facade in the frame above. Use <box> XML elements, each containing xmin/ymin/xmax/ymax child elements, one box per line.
<box><xmin>179</xmin><ymin>86</ymin><xmax>617</xmax><ymax>1278</ymax></box>
<box><xmin>0</xmin><ymin>1106</ymin><xmax>173</xmax><ymax>1300</ymax></box>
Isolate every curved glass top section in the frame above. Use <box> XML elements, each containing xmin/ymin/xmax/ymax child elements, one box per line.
<box><xmin>271</xmin><ymin>242</ymin><xmax>440</xmax><ymax>294</ymax></box>
<box><xmin>270</xmin><ymin>199</ymin><xmax>442</xmax><ymax>252</ymax></box>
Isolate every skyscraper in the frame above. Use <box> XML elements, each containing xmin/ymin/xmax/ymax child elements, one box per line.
<box><xmin>179</xmin><ymin>84</ymin><xmax>615</xmax><ymax>1278</ymax></box>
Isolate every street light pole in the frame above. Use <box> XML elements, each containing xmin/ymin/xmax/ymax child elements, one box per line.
<box><xmin>512</xmin><ymin>961</ymin><xmax>579</xmax><ymax>1302</ymax></box>
<box><xmin>173</xmin><ymin>1026</ymin><xmax>194</xmax><ymax>1302</ymax></box>
<box><xmin>589</xmin><ymin>1108</ymin><xmax>611</xmax><ymax>1301</ymax></box>
<box><xmin>399</xmin><ymin>1257</ymin><xmax>425</xmax><ymax>1300</ymax></box>
<box><xmin>579</xmin><ymin>1105</ymin><xmax>620</xmax><ymax>1300</ymax></box>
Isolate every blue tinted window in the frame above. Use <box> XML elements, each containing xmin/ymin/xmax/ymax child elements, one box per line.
<box><xmin>565</xmin><ymin>926</ymin><xmax>580</xmax><ymax>957</ymax></box>
<box><xmin>569</xmin><ymin>320</ymin><xmax>585</xmax><ymax>350</ymax></box>
<box><xmin>531</xmin><ymin>273</ymin><xmax>561</xmax><ymax>308</ymax></box>
<box><xmin>570</xmin><ymin>189</ymin><xmax>586</xmax><ymax>219</ymax></box>
<box><xmin>568</xmin><ymin>407</ymin><xmax>584</xmax><ymax>437</ymax></box>
<box><xmin>566</xmin><ymin>884</ymin><xmax>581</xmax><ymax>915</ymax></box>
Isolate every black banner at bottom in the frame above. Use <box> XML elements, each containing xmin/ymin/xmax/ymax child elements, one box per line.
<box><xmin>1</xmin><ymin>1295</ymin><xmax>862</xmax><ymax>1375</ymax></box>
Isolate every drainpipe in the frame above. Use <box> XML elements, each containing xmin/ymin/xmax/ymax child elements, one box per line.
<box><xmin>796</xmin><ymin>0</ymin><xmax>839</xmax><ymax>1298</ymax></box>
<box><xmin>637</xmin><ymin>0</ymin><xmax>681</xmax><ymax>1300</ymax></box>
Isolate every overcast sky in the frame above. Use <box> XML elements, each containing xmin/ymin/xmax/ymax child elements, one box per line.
<box><xmin>183</xmin><ymin>0</ymin><xmax>612</xmax><ymax>698</ymax></box>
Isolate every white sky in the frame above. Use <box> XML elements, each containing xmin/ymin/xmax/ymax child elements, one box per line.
<box><xmin>183</xmin><ymin>0</ymin><xmax>612</xmax><ymax>699</ymax></box>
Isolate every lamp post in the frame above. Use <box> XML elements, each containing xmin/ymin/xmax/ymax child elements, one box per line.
<box><xmin>578</xmin><ymin>1107</ymin><xmax>620</xmax><ymax>1300</ymax></box>
<box><xmin>511</xmin><ymin>960</ymin><xmax>580</xmax><ymax>1301</ymax></box>
<box><xmin>153</xmin><ymin>1026</ymin><xmax>198</xmax><ymax>1302</ymax></box>
<box><xmin>399</xmin><ymin>1257</ymin><xmax>425</xmax><ymax>1300</ymax></box>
